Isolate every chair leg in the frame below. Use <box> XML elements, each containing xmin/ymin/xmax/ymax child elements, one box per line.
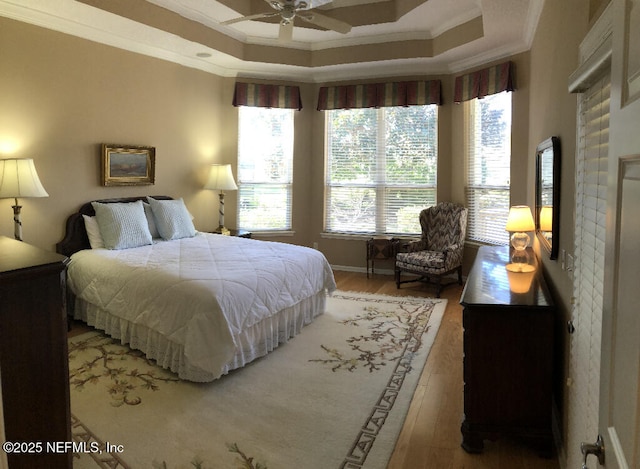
<box><xmin>395</xmin><ymin>267</ymin><xmax>401</xmax><ymax>289</ymax></box>
<box><xmin>435</xmin><ymin>277</ymin><xmax>442</xmax><ymax>298</ymax></box>
<box><xmin>457</xmin><ymin>266</ymin><xmax>463</xmax><ymax>285</ymax></box>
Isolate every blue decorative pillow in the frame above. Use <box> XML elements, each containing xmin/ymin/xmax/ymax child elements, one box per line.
<box><xmin>91</xmin><ymin>200</ymin><xmax>153</xmax><ymax>250</ymax></box>
<box><xmin>146</xmin><ymin>197</ymin><xmax>196</xmax><ymax>240</ymax></box>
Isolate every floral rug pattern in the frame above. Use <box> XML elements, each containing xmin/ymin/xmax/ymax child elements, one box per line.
<box><xmin>68</xmin><ymin>292</ymin><xmax>445</xmax><ymax>469</ymax></box>
<box><xmin>68</xmin><ymin>333</ymin><xmax>180</xmax><ymax>407</ymax></box>
<box><xmin>311</xmin><ymin>294</ymin><xmax>432</xmax><ymax>374</ymax></box>
<box><xmin>314</xmin><ymin>293</ymin><xmax>437</xmax><ymax>468</ymax></box>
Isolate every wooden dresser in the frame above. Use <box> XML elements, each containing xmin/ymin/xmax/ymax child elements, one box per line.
<box><xmin>0</xmin><ymin>236</ymin><xmax>72</xmax><ymax>468</ymax></box>
<box><xmin>460</xmin><ymin>245</ymin><xmax>555</xmax><ymax>456</ymax></box>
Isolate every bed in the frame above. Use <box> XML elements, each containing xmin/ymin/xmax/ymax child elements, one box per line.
<box><xmin>57</xmin><ymin>196</ymin><xmax>336</xmax><ymax>382</ymax></box>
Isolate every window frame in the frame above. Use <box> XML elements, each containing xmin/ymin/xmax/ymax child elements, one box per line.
<box><xmin>236</xmin><ymin>106</ymin><xmax>295</xmax><ymax>233</ymax></box>
<box><xmin>464</xmin><ymin>91</ymin><xmax>512</xmax><ymax>245</ymax></box>
<box><xmin>324</xmin><ymin>105</ymin><xmax>438</xmax><ymax>236</ymax></box>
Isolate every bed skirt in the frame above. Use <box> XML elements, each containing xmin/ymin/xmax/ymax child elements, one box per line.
<box><xmin>72</xmin><ymin>290</ymin><xmax>328</xmax><ymax>382</ymax></box>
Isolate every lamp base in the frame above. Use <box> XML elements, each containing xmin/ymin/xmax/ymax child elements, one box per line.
<box><xmin>215</xmin><ymin>226</ymin><xmax>231</xmax><ymax>236</ymax></box>
<box><xmin>12</xmin><ymin>203</ymin><xmax>23</xmax><ymax>242</ymax></box>
<box><xmin>505</xmin><ymin>263</ymin><xmax>535</xmax><ymax>273</ymax></box>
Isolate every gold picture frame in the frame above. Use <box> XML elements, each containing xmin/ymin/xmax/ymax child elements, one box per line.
<box><xmin>101</xmin><ymin>144</ymin><xmax>156</xmax><ymax>186</ymax></box>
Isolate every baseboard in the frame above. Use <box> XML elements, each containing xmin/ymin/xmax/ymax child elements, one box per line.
<box><xmin>330</xmin><ymin>264</ymin><xmax>467</xmax><ymax>282</ymax></box>
<box><xmin>331</xmin><ymin>265</ymin><xmax>395</xmax><ymax>276</ymax></box>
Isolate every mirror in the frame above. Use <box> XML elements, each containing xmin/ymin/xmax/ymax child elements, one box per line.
<box><xmin>535</xmin><ymin>136</ymin><xmax>561</xmax><ymax>260</ymax></box>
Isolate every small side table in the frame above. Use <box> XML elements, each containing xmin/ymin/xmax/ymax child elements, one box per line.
<box><xmin>366</xmin><ymin>237</ymin><xmax>399</xmax><ymax>278</ymax></box>
<box><xmin>229</xmin><ymin>229</ymin><xmax>252</xmax><ymax>238</ymax></box>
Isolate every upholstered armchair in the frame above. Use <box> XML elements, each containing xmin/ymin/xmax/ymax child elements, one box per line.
<box><xmin>395</xmin><ymin>202</ymin><xmax>468</xmax><ymax>297</ymax></box>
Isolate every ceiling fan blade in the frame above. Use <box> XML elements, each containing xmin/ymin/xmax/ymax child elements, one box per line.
<box><xmin>298</xmin><ymin>11</ymin><xmax>352</xmax><ymax>33</ymax></box>
<box><xmin>305</xmin><ymin>0</ymin><xmax>334</xmax><ymax>8</ymax></box>
<box><xmin>279</xmin><ymin>21</ymin><xmax>294</xmax><ymax>42</ymax></box>
<box><xmin>221</xmin><ymin>11</ymin><xmax>279</xmax><ymax>26</ymax></box>
<box><xmin>264</xmin><ymin>0</ymin><xmax>285</xmax><ymax>11</ymax></box>
<box><xmin>316</xmin><ymin>0</ymin><xmax>384</xmax><ymax>9</ymax></box>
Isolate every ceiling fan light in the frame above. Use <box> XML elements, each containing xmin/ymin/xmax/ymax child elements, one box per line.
<box><xmin>281</xmin><ymin>8</ymin><xmax>296</xmax><ymax>20</ymax></box>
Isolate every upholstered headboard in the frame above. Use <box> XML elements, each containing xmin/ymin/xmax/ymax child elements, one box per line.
<box><xmin>55</xmin><ymin>196</ymin><xmax>173</xmax><ymax>257</ymax></box>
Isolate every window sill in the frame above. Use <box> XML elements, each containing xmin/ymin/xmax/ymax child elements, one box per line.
<box><xmin>249</xmin><ymin>230</ymin><xmax>295</xmax><ymax>237</ymax></box>
<box><xmin>320</xmin><ymin>232</ymin><xmax>419</xmax><ymax>241</ymax></box>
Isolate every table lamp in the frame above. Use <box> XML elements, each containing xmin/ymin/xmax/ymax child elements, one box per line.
<box><xmin>204</xmin><ymin>164</ymin><xmax>237</xmax><ymax>235</ymax></box>
<box><xmin>505</xmin><ymin>205</ymin><xmax>535</xmax><ymax>272</ymax></box>
<box><xmin>539</xmin><ymin>205</ymin><xmax>553</xmax><ymax>244</ymax></box>
<box><xmin>539</xmin><ymin>205</ymin><xmax>553</xmax><ymax>232</ymax></box>
<box><xmin>0</xmin><ymin>158</ymin><xmax>49</xmax><ymax>241</ymax></box>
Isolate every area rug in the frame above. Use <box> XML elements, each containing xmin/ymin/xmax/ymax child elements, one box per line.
<box><xmin>68</xmin><ymin>290</ymin><xmax>446</xmax><ymax>469</ymax></box>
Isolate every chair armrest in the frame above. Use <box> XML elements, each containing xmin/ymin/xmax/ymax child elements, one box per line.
<box><xmin>442</xmin><ymin>243</ymin><xmax>464</xmax><ymax>254</ymax></box>
<box><xmin>397</xmin><ymin>239</ymin><xmax>426</xmax><ymax>253</ymax></box>
<box><xmin>441</xmin><ymin>243</ymin><xmax>465</xmax><ymax>266</ymax></box>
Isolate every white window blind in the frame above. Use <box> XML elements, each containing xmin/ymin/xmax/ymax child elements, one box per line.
<box><xmin>237</xmin><ymin>107</ymin><xmax>294</xmax><ymax>231</ymax></box>
<box><xmin>464</xmin><ymin>91</ymin><xmax>512</xmax><ymax>244</ymax></box>
<box><xmin>325</xmin><ymin>106</ymin><xmax>438</xmax><ymax>235</ymax></box>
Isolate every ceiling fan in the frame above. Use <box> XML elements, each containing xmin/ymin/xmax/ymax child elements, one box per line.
<box><xmin>221</xmin><ymin>0</ymin><xmax>353</xmax><ymax>42</ymax></box>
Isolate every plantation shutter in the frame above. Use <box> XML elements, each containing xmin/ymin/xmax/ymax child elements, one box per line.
<box><xmin>566</xmin><ymin>70</ymin><xmax>610</xmax><ymax>468</ymax></box>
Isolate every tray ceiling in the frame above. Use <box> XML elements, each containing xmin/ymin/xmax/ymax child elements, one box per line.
<box><xmin>0</xmin><ymin>0</ymin><xmax>544</xmax><ymax>81</ymax></box>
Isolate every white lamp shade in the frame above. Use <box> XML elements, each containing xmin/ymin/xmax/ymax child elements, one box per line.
<box><xmin>204</xmin><ymin>164</ymin><xmax>238</xmax><ymax>191</ymax></box>
<box><xmin>0</xmin><ymin>158</ymin><xmax>49</xmax><ymax>198</ymax></box>
<box><xmin>539</xmin><ymin>205</ymin><xmax>553</xmax><ymax>231</ymax></box>
<box><xmin>505</xmin><ymin>205</ymin><xmax>535</xmax><ymax>232</ymax></box>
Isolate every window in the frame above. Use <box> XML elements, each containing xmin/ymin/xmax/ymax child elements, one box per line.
<box><xmin>237</xmin><ymin>107</ymin><xmax>294</xmax><ymax>231</ymax></box>
<box><xmin>325</xmin><ymin>105</ymin><xmax>438</xmax><ymax>235</ymax></box>
<box><xmin>465</xmin><ymin>91</ymin><xmax>512</xmax><ymax>244</ymax></box>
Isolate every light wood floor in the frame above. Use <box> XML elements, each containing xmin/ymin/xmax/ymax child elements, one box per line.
<box><xmin>333</xmin><ymin>270</ymin><xmax>561</xmax><ymax>469</ymax></box>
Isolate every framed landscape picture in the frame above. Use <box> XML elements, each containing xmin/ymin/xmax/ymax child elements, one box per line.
<box><xmin>101</xmin><ymin>144</ymin><xmax>156</xmax><ymax>186</ymax></box>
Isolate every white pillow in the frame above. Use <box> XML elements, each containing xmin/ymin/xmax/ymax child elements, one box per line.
<box><xmin>146</xmin><ymin>197</ymin><xmax>196</xmax><ymax>240</ymax></box>
<box><xmin>91</xmin><ymin>200</ymin><xmax>153</xmax><ymax>250</ymax></box>
<box><xmin>82</xmin><ymin>215</ymin><xmax>105</xmax><ymax>249</ymax></box>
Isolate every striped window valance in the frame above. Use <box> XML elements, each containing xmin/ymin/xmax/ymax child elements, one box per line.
<box><xmin>233</xmin><ymin>82</ymin><xmax>303</xmax><ymax>110</ymax></box>
<box><xmin>316</xmin><ymin>80</ymin><xmax>441</xmax><ymax>110</ymax></box>
<box><xmin>454</xmin><ymin>61</ymin><xmax>515</xmax><ymax>103</ymax></box>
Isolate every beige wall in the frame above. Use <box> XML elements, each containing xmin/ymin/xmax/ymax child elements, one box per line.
<box><xmin>0</xmin><ymin>16</ymin><xmax>322</xmax><ymax>252</ymax></box>
<box><xmin>0</xmin><ymin>17</ymin><xmax>230</xmax><ymax>250</ymax></box>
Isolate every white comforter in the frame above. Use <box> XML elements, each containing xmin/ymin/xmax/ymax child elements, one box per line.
<box><xmin>68</xmin><ymin>233</ymin><xmax>336</xmax><ymax>380</ymax></box>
